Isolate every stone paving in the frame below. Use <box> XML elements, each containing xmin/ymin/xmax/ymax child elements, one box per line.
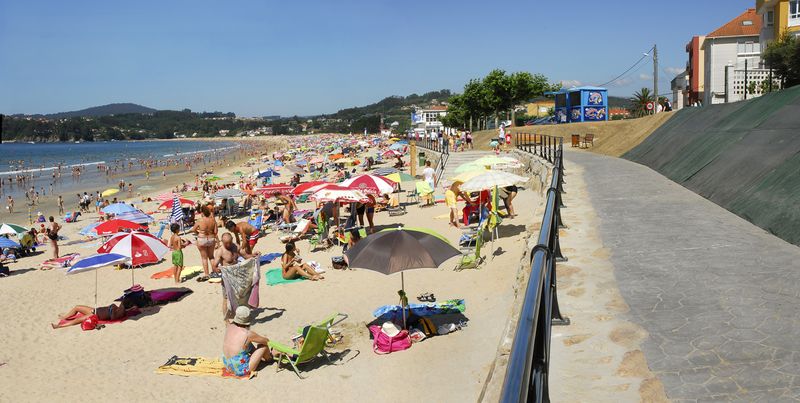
<box><xmin>566</xmin><ymin>151</ymin><xmax>800</xmax><ymax>402</ymax></box>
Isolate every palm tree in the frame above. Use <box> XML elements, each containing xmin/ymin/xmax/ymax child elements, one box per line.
<box><xmin>630</xmin><ymin>88</ymin><xmax>654</xmax><ymax>117</ymax></box>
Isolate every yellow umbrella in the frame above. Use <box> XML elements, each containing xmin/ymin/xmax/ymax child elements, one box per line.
<box><xmin>101</xmin><ymin>188</ymin><xmax>119</xmax><ymax>197</ymax></box>
<box><xmin>415</xmin><ymin>181</ymin><xmax>433</xmax><ymax>195</ymax></box>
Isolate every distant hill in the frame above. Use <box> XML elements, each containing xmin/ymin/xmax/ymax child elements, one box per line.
<box><xmin>608</xmin><ymin>96</ymin><xmax>630</xmax><ymax>109</ymax></box>
<box><xmin>14</xmin><ymin>103</ymin><xmax>158</xmax><ymax>119</ymax></box>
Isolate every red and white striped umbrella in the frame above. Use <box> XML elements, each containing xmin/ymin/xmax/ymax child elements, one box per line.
<box><xmin>340</xmin><ymin>174</ymin><xmax>397</xmax><ymax>196</ymax></box>
<box><xmin>291</xmin><ymin>181</ymin><xmax>328</xmax><ymax>196</ymax></box>
<box><xmin>310</xmin><ymin>185</ymin><xmax>370</xmax><ymax>203</ymax></box>
<box><xmin>94</xmin><ymin>219</ymin><xmax>148</xmax><ymax>236</ymax></box>
<box><xmin>382</xmin><ymin>149</ymin><xmax>402</xmax><ymax>157</ymax></box>
<box><xmin>97</xmin><ymin>232</ymin><xmax>169</xmax><ymax>266</ymax></box>
<box><xmin>256</xmin><ymin>183</ymin><xmax>294</xmax><ymax>196</ymax></box>
<box><xmin>157</xmin><ymin>197</ymin><xmax>196</xmax><ymax>210</ymax></box>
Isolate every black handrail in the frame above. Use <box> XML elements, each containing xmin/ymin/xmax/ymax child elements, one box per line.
<box><xmin>501</xmin><ymin>135</ymin><xmax>568</xmax><ymax>403</ymax></box>
<box><xmin>414</xmin><ymin>136</ymin><xmax>450</xmax><ymax>186</ymax></box>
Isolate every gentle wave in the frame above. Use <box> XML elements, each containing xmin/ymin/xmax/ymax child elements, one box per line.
<box><xmin>0</xmin><ymin>161</ymin><xmax>106</xmax><ymax>176</ymax></box>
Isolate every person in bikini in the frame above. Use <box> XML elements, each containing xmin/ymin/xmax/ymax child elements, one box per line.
<box><xmin>51</xmin><ymin>297</ymin><xmax>135</xmax><ymax>329</ymax></box>
<box><xmin>281</xmin><ymin>242</ymin><xmax>323</xmax><ymax>281</ymax></box>
<box><xmin>224</xmin><ymin>219</ymin><xmax>260</xmax><ymax>255</ymax></box>
<box><xmin>192</xmin><ymin>205</ymin><xmax>218</xmax><ymax>281</ymax></box>
<box><xmin>222</xmin><ymin>306</ymin><xmax>273</xmax><ymax>377</ymax></box>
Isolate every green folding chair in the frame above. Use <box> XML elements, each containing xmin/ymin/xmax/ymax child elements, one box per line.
<box><xmin>309</xmin><ymin>216</ymin><xmax>330</xmax><ymax>251</ymax></box>
<box><xmin>268</xmin><ymin>313</ymin><xmax>347</xmax><ymax>379</ymax></box>
<box><xmin>456</xmin><ymin>223</ymin><xmax>486</xmax><ymax>271</ymax></box>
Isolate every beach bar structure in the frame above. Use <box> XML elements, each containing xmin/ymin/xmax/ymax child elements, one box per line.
<box><xmin>551</xmin><ymin>86</ymin><xmax>608</xmax><ymax>124</ymax></box>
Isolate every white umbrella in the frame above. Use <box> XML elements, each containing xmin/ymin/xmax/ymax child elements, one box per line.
<box><xmin>460</xmin><ymin>171</ymin><xmax>528</xmax><ymax>192</ymax></box>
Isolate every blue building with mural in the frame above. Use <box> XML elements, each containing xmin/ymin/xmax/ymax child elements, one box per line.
<box><xmin>551</xmin><ymin>86</ymin><xmax>608</xmax><ymax>124</ymax></box>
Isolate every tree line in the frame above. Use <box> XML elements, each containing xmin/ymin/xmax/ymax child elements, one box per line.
<box><xmin>439</xmin><ymin>69</ymin><xmax>562</xmax><ymax>130</ymax></box>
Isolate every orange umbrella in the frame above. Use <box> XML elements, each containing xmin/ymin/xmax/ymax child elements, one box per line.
<box><xmin>330</xmin><ymin>154</ymin><xmax>344</xmax><ymax>160</ymax></box>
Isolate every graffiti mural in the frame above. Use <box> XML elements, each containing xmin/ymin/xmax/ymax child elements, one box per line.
<box><xmin>587</xmin><ymin>91</ymin><xmax>604</xmax><ymax>105</ymax></box>
<box><xmin>584</xmin><ymin>107</ymin><xmax>607</xmax><ymax>121</ymax></box>
<box><xmin>571</xmin><ymin>108</ymin><xmax>582</xmax><ymax>121</ymax></box>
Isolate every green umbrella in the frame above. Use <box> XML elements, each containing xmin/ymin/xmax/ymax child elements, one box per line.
<box><xmin>206</xmin><ymin>176</ymin><xmax>222</xmax><ymax>182</ymax></box>
<box><xmin>181</xmin><ymin>190</ymin><xmax>204</xmax><ymax>198</ymax></box>
<box><xmin>383</xmin><ymin>172</ymin><xmax>415</xmax><ymax>182</ymax></box>
<box><xmin>454</xmin><ymin>162</ymin><xmax>489</xmax><ymax>174</ymax></box>
<box><xmin>415</xmin><ymin>181</ymin><xmax>433</xmax><ymax>195</ymax></box>
<box><xmin>0</xmin><ymin>223</ymin><xmax>28</xmax><ymax>236</ymax></box>
<box><xmin>232</xmin><ymin>171</ymin><xmax>245</xmax><ymax>177</ymax></box>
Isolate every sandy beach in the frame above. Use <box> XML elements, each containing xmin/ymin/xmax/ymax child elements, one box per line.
<box><xmin>0</xmin><ymin>135</ymin><xmax>543</xmax><ymax>402</ymax></box>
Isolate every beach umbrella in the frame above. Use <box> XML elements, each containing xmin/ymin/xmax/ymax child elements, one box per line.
<box><xmin>67</xmin><ymin>253</ymin><xmax>130</xmax><ymax>275</ymax></box>
<box><xmin>97</xmin><ymin>231</ymin><xmax>169</xmax><ymax>266</ymax></box>
<box><xmin>345</xmin><ymin>227</ymin><xmax>460</xmax><ymax>328</ymax></box>
<box><xmin>157</xmin><ymin>198</ymin><xmax>196</xmax><ymax>210</ymax></box>
<box><xmin>155</xmin><ymin>193</ymin><xmax>178</xmax><ymax>202</ymax></box>
<box><xmin>94</xmin><ymin>219</ymin><xmax>147</xmax><ymax>236</ymax></box>
<box><xmin>232</xmin><ymin>171</ymin><xmax>245</xmax><ymax>177</ymax></box>
<box><xmin>0</xmin><ymin>223</ymin><xmax>28</xmax><ymax>236</ymax></box>
<box><xmin>0</xmin><ymin>237</ymin><xmax>21</xmax><ymax>249</ymax></box>
<box><xmin>452</xmin><ymin>170</ymin><xmax>487</xmax><ymax>184</ymax></box>
<box><xmin>101</xmin><ymin>188</ymin><xmax>119</xmax><ymax>197</ymax></box>
<box><xmin>181</xmin><ymin>190</ymin><xmax>204</xmax><ymax>199</ymax></box>
<box><xmin>460</xmin><ymin>171</ymin><xmax>528</xmax><ymax>192</ymax></box>
<box><xmin>389</xmin><ymin>143</ymin><xmax>405</xmax><ymax>151</ymax></box>
<box><xmin>309</xmin><ymin>157</ymin><xmax>324</xmax><ymax>164</ymax></box>
<box><xmin>115</xmin><ymin>211</ymin><xmax>155</xmax><ymax>225</ymax></box>
<box><xmin>79</xmin><ymin>222</ymin><xmax>102</xmax><ymax>237</ymax></box>
<box><xmin>454</xmin><ymin>162</ymin><xmax>489</xmax><ymax>175</ymax></box>
<box><xmin>285</xmin><ymin>166</ymin><xmax>305</xmax><ymax>175</ymax></box>
<box><xmin>310</xmin><ymin>186</ymin><xmax>370</xmax><ymax>203</ymax></box>
<box><xmin>329</xmin><ymin>154</ymin><xmax>344</xmax><ymax>161</ymax></box>
<box><xmin>384</xmin><ymin>172</ymin><xmax>415</xmax><ymax>183</ymax></box>
<box><xmin>415</xmin><ymin>181</ymin><xmax>434</xmax><ymax>196</ymax></box>
<box><xmin>101</xmin><ymin>202</ymin><xmax>138</xmax><ymax>215</ymax></box>
<box><xmin>257</xmin><ymin>168</ymin><xmax>280</xmax><ymax>178</ymax></box>
<box><xmin>373</xmin><ymin>167</ymin><xmax>398</xmax><ymax>176</ymax></box>
<box><xmin>382</xmin><ymin>149</ymin><xmax>402</xmax><ymax>158</ymax></box>
<box><xmin>296</xmin><ymin>159</ymin><xmax>308</xmax><ymax>166</ymax></box>
<box><xmin>291</xmin><ymin>181</ymin><xmax>327</xmax><ymax>196</ymax></box>
<box><xmin>475</xmin><ymin>156</ymin><xmax>518</xmax><ymax>166</ymax></box>
<box><xmin>169</xmin><ymin>195</ymin><xmax>185</xmax><ymax>224</ymax></box>
<box><xmin>213</xmin><ymin>188</ymin><xmax>244</xmax><ymax>199</ymax></box>
<box><xmin>257</xmin><ymin>184</ymin><xmax>294</xmax><ymax>196</ymax></box>
<box><xmin>206</xmin><ymin>176</ymin><xmax>223</xmax><ymax>182</ymax></box>
<box><xmin>67</xmin><ymin>252</ymin><xmax>131</xmax><ymax>307</ymax></box>
<box><xmin>341</xmin><ymin>174</ymin><xmax>397</xmax><ymax>196</ymax></box>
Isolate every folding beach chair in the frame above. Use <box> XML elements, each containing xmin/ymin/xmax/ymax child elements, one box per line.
<box><xmin>309</xmin><ymin>216</ymin><xmax>330</xmax><ymax>251</ymax></box>
<box><xmin>269</xmin><ymin>313</ymin><xmax>347</xmax><ymax>379</ymax></box>
<box><xmin>456</xmin><ymin>218</ymin><xmax>488</xmax><ymax>271</ymax></box>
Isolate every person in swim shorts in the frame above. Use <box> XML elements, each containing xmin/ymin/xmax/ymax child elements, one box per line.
<box><xmin>169</xmin><ymin>223</ymin><xmax>189</xmax><ymax>284</ymax></box>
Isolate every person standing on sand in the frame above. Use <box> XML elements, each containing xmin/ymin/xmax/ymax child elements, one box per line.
<box><xmin>192</xmin><ymin>205</ymin><xmax>218</xmax><ymax>282</ymax></box>
<box><xmin>169</xmin><ymin>223</ymin><xmax>189</xmax><ymax>284</ymax></box>
<box><xmin>422</xmin><ymin>160</ymin><xmax>435</xmax><ymax>190</ymax></box>
<box><xmin>47</xmin><ymin>216</ymin><xmax>61</xmax><ymax>259</ymax></box>
<box><xmin>57</xmin><ymin>195</ymin><xmax>64</xmax><ymax>215</ymax></box>
<box><xmin>6</xmin><ymin>195</ymin><xmax>13</xmax><ymax>213</ymax></box>
<box><xmin>446</xmin><ymin>181</ymin><xmax>464</xmax><ymax>228</ymax></box>
<box><xmin>213</xmin><ymin>233</ymin><xmax>257</xmax><ymax>319</ymax></box>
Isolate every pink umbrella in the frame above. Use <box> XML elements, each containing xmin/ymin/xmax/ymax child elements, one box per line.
<box><xmin>382</xmin><ymin>149</ymin><xmax>402</xmax><ymax>157</ymax></box>
<box><xmin>97</xmin><ymin>232</ymin><xmax>169</xmax><ymax>266</ymax></box>
<box><xmin>341</xmin><ymin>174</ymin><xmax>397</xmax><ymax>196</ymax></box>
<box><xmin>155</xmin><ymin>192</ymin><xmax>178</xmax><ymax>201</ymax></box>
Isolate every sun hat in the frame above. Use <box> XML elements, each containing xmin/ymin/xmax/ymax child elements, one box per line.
<box><xmin>233</xmin><ymin>306</ymin><xmax>252</xmax><ymax>326</ymax></box>
<box><xmin>381</xmin><ymin>321</ymin><xmax>401</xmax><ymax>337</ymax></box>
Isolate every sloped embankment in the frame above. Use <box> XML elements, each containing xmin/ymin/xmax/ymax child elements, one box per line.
<box><xmin>624</xmin><ymin>86</ymin><xmax>800</xmax><ymax>245</ymax></box>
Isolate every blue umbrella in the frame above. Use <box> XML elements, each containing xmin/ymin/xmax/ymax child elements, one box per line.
<box><xmin>389</xmin><ymin>143</ymin><xmax>405</xmax><ymax>151</ymax></box>
<box><xmin>67</xmin><ymin>253</ymin><xmax>130</xmax><ymax>275</ymax></box>
<box><xmin>0</xmin><ymin>236</ymin><xmax>21</xmax><ymax>249</ymax></box>
<box><xmin>257</xmin><ymin>168</ymin><xmax>280</xmax><ymax>178</ymax></box>
<box><xmin>374</xmin><ymin>167</ymin><xmax>398</xmax><ymax>176</ymax></box>
<box><xmin>115</xmin><ymin>210</ymin><xmax>155</xmax><ymax>224</ymax></box>
<box><xmin>296</xmin><ymin>159</ymin><xmax>308</xmax><ymax>166</ymax></box>
<box><xmin>102</xmin><ymin>202</ymin><xmax>137</xmax><ymax>215</ymax></box>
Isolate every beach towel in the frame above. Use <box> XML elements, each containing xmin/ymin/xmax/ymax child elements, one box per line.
<box><xmin>258</xmin><ymin>253</ymin><xmax>282</xmax><ymax>265</ymax></box>
<box><xmin>155</xmin><ymin>356</ymin><xmax>255</xmax><ymax>379</ymax></box>
<box><xmin>373</xmin><ymin>299</ymin><xmax>466</xmax><ymax>321</ymax></box>
<box><xmin>58</xmin><ymin>308</ymin><xmax>141</xmax><ymax>327</ymax></box>
<box><xmin>265</xmin><ymin>268</ymin><xmax>304</xmax><ymax>286</ymax></box>
<box><xmin>220</xmin><ymin>258</ymin><xmax>260</xmax><ymax>312</ymax></box>
<box><xmin>150</xmin><ymin>266</ymin><xmax>203</xmax><ymax>280</ymax></box>
<box><xmin>149</xmin><ymin>288</ymin><xmax>193</xmax><ymax>305</ymax></box>
<box><xmin>40</xmin><ymin>253</ymin><xmax>80</xmax><ymax>270</ymax></box>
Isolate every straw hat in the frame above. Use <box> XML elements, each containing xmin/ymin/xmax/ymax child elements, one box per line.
<box><xmin>233</xmin><ymin>306</ymin><xmax>252</xmax><ymax>326</ymax></box>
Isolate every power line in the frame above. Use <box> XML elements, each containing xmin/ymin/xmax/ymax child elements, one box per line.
<box><xmin>596</xmin><ymin>46</ymin><xmax>655</xmax><ymax>87</ymax></box>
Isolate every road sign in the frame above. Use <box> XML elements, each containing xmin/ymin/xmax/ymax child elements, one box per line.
<box><xmin>646</xmin><ymin>102</ymin><xmax>654</xmax><ymax>111</ymax></box>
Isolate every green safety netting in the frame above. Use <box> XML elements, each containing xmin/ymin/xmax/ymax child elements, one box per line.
<box><xmin>624</xmin><ymin>86</ymin><xmax>800</xmax><ymax>246</ymax></box>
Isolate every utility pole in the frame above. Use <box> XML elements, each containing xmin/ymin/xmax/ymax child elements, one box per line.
<box><xmin>653</xmin><ymin>44</ymin><xmax>659</xmax><ymax>114</ymax></box>
<box><xmin>744</xmin><ymin>59</ymin><xmax>749</xmax><ymax>100</ymax></box>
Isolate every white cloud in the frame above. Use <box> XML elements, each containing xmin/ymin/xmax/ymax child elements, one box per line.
<box><xmin>639</xmin><ymin>73</ymin><xmax>653</xmax><ymax>81</ymax></box>
<box><xmin>665</xmin><ymin>66</ymin><xmax>685</xmax><ymax>75</ymax></box>
<box><xmin>560</xmin><ymin>79</ymin><xmax>583</xmax><ymax>88</ymax></box>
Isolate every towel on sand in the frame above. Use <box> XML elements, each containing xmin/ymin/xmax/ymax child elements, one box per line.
<box><xmin>156</xmin><ymin>356</ymin><xmax>254</xmax><ymax>379</ymax></box>
<box><xmin>265</xmin><ymin>268</ymin><xmax>305</xmax><ymax>286</ymax></box>
<box><xmin>220</xmin><ymin>258</ymin><xmax>260</xmax><ymax>312</ymax></box>
<box><xmin>58</xmin><ymin>308</ymin><xmax>141</xmax><ymax>327</ymax></box>
<box><xmin>373</xmin><ymin>299</ymin><xmax>466</xmax><ymax>320</ymax></box>
<box><xmin>259</xmin><ymin>253</ymin><xmax>282</xmax><ymax>265</ymax></box>
<box><xmin>150</xmin><ymin>266</ymin><xmax>203</xmax><ymax>280</ymax></box>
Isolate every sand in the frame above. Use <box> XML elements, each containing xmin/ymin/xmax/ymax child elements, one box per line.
<box><xmin>0</xmin><ymin>137</ymin><xmax>541</xmax><ymax>402</ymax></box>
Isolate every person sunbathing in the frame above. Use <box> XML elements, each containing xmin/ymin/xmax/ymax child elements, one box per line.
<box><xmin>51</xmin><ymin>297</ymin><xmax>135</xmax><ymax>329</ymax></box>
<box><xmin>281</xmin><ymin>242</ymin><xmax>323</xmax><ymax>281</ymax></box>
<box><xmin>222</xmin><ymin>306</ymin><xmax>273</xmax><ymax>377</ymax></box>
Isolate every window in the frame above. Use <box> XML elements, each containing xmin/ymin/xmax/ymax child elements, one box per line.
<box><xmin>737</xmin><ymin>41</ymin><xmax>757</xmax><ymax>54</ymax></box>
<box><xmin>765</xmin><ymin>10</ymin><xmax>774</xmax><ymax>27</ymax></box>
<box><xmin>791</xmin><ymin>0</ymin><xmax>800</xmax><ymax>25</ymax></box>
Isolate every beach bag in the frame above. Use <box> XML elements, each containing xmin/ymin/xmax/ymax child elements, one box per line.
<box><xmin>81</xmin><ymin>315</ymin><xmax>99</xmax><ymax>331</ymax></box>
<box><xmin>331</xmin><ymin>256</ymin><xmax>347</xmax><ymax>270</ymax></box>
<box><xmin>369</xmin><ymin>324</ymin><xmax>411</xmax><ymax>354</ymax></box>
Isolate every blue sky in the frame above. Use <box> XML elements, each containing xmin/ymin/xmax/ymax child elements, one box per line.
<box><xmin>0</xmin><ymin>0</ymin><xmax>754</xmax><ymax>116</ymax></box>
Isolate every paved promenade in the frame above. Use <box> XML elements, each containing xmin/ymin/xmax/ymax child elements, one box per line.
<box><xmin>566</xmin><ymin>151</ymin><xmax>800</xmax><ymax>401</ymax></box>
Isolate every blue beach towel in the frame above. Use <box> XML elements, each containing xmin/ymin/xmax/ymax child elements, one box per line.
<box><xmin>372</xmin><ymin>299</ymin><xmax>466</xmax><ymax>321</ymax></box>
<box><xmin>259</xmin><ymin>253</ymin><xmax>282</xmax><ymax>265</ymax></box>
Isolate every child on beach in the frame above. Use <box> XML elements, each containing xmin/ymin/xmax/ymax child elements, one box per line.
<box><xmin>169</xmin><ymin>223</ymin><xmax>188</xmax><ymax>284</ymax></box>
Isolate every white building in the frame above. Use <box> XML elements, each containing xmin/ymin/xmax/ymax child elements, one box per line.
<box><xmin>703</xmin><ymin>8</ymin><xmax>768</xmax><ymax>105</ymax></box>
<box><xmin>411</xmin><ymin>106</ymin><xmax>447</xmax><ymax>137</ymax></box>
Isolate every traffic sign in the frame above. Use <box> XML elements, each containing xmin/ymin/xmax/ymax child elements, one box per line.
<box><xmin>646</xmin><ymin>102</ymin><xmax>654</xmax><ymax>111</ymax></box>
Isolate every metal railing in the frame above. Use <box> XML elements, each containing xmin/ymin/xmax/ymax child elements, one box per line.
<box><xmin>415</xmin><ymin>137</ymin><xmax>450</xmax><ymax>187</ymax></box>
<box><xmin>501</xmin><ymin>135</ymin><xmax>569</xmax><ymax>403</ymax></box>
<box><xmin>514</xmin><ymin>133</ymin><xmax>562</xmax><ymax>164</ymax></box>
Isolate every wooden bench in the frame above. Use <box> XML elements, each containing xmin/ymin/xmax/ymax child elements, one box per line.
<box><xmin>571</xmin><ymin>134</ymin><xmax>580</xmax><ymax>147</ymax></box>
<box><xmin>581</xmin><ymin>134</ymin><xmax>594</xmax><ymax>148</ymax></box>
